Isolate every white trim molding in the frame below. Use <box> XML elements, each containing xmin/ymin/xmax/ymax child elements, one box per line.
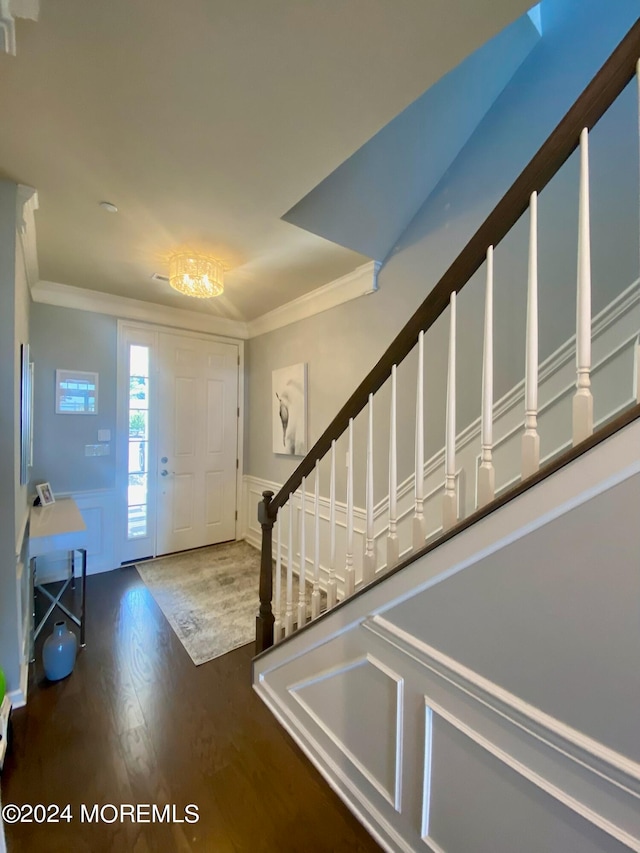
<box><xmin>32</xmin><ymin>280</ymin><xmax>249</xmax><ymax>339</ymax></box>
<box><xmin>0</xmin><ymin>0</ymin><xmax>17</xmax><ymax>55</ymax></box>
<box><xmin>116</xmin><ymin>320</ymin><xmax>245</xmax><ymax>565</ymax></box>
<box><xmin>16</xmin><ymin>184</ymin><xmax>39</xmax><ymax>290</ymax></box>
<box><xmin>368</xmin><ymin>614</ymin><xmax>640</xmax><ymax>845</ymax></box>
<box><xmin>31</xmin><ymin>489</ymin><xmax>118</xmax><ymax>584</ymax></box>
<box><xmin>7</xmin><ymin>662</ymin><xmax>27</xmax><ymax>709</ymax></box>
<box><xmin>247</xmin><ymin>261</ymin><xmax>381</xmax><ymax>338</ymax></box>
<box><xmin>456</xmin><ymin>277</ymin><xmax>640</xmax><ymax>469</ymax></box>
<box><xmin>289</xmin><ymin>653</ymin><xmax>404</xmax><ymax>811</ymax></box>
<box><xmin>254</xmin><ymin>422</ymin><xmax>640</xmax><ymax>853</ymax></box>
<box><xmin>0</xmin><ymin>0</ymin><xmax>38</xmax><ymax>55</ymax></box>
<box><xmin>31</xmin><ymin>261</ymin><xmax>381</xmax><ymax>340</ymax></box>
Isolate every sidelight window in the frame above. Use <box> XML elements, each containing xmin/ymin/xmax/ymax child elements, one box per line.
<box><xmin>127</xmin><ymin>345</ymin><xmax>149</xmax><ymax>539</ymax></box>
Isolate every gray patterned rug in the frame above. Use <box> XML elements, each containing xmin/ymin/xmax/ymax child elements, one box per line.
<box><xmin>136</xmin><ymin>540</ymin><xmax>263</xmax><ymax>665</ymax></box>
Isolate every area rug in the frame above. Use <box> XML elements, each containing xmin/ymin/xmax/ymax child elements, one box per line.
<box><xmin>136</xmin><ymin>540</ymin><xmax>316</xmax><ymax>666</ymax></box>
<box><xmin>136</xmin><ymin>540</ymin><xmax>263</xmax><ymax>665</ymax></box>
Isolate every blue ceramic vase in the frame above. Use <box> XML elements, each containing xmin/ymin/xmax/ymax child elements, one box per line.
<box><xmin>42</xmin><ymin>620</ymin><xmax>77</xmax><ymax>681</ymax></box>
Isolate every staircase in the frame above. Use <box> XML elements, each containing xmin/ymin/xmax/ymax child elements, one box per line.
<box><xmin>253</xmin><ymin>18</ymin><xmax>640</xmax><ymax>853</ymax></box>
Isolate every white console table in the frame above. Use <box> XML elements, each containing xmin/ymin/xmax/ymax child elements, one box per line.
<box><xmin>29</xmin><ymin>498</ymin><xmax>87</xmax><ymax>658</ymax></box>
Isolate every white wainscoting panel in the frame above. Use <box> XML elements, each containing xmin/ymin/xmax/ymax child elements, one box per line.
<box><xmin>290</xmin><ymin>654</ymin><xmax>404</xmax><ymax>810</ymax></box>
<box><xmin>32</xmin><ymin>489</ymin><xmax>117</xmax><ymax>583</ymax></box>
<box><xmin>254</xmin><ymin>419</ymin><xmax>640</xmax><ymax>853</ymax></box>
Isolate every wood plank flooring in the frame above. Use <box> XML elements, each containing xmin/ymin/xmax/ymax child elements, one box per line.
<box><xmin>2</xmin><ymin>567</ymin><xmax>381</xmax><ymax>853</ymax></box>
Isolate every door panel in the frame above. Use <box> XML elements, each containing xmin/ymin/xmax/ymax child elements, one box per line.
<box><xmin>205</xmin><ymin>471</ymin><xmax>224</xmax><ymax>525</ymax></box>
<box><xmin>206</xmin><ymin>379</ymin><xmax>225</xmax><ymax>453</ymax></box>
<box><xmin>174</xmin><ymin>377</ymin><xmax>197</xmax><ymax>456</ymax></box>
<box><xmin>156</xmin><ymin>333</ymin><xmax>238</xmax><ymax>555</ymax></box>
<box><xmin>173</xmin><ymin>473</ymin><xmax>195</xmax><ymax>532</ymax></box>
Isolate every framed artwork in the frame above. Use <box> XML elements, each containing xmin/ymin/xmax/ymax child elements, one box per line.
<box><xmin>272</xmin><ymin>363</ymin><xmax>307</xmax><ymax>456</ymax></box>
<box><xmin>56</xmin><ymin>369</ymin><xmax>98</xmax><ymax>414</ymax></box>
<box><xmin>36</xmin><ymin>482</ymin><xmax>55</xmax><ymax>506</ymax></box>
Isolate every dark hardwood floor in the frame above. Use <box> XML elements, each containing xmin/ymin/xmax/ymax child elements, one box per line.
<box><xmin>2</xmin><ymin>567</ymin><xmax>381</xmax><ymax>853</ymax></box>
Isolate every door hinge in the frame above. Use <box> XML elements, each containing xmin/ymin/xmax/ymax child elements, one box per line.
<box><xmin>235</xmin><ymin>510</ymin><xmax>238</xmax><ymax>520</ymax></box>
<box><xmin>237</xmin><ymin>407</ymin><xmax>240</xmax><ymax>418</ymax></box>
<box><xmin>236</xmin><ymin>458</ymin><xmax>239</xmax><ymax>469</ymax></box>
<box><xmin>237</xmin><ymin>354</ymin><xmax>240</xmax><ymax>366</ymax></box>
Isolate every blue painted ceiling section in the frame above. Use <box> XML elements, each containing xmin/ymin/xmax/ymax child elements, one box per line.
<box><xmin>282</xmin><ymin>10</ymin><xmax>542</xmax><ymax>262</ymax></box>
<box><xmin>528</xmin><ymin>3</ymin><xmax>543</xmax><ymax>34</ymax></box>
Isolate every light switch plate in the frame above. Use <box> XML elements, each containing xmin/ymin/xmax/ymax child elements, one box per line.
<box><xmin>98</xmin><ymin>429</ymin><xmax>111</xmax><ymax>442</ymax></box>
<box><xmin>85</xmin><ymin>444</ymin><xmax>110</xmax><ymax>456</ymax></box>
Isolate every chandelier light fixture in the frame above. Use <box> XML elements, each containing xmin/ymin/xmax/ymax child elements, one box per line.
<box><xmin>168</xmin><ymin>252</ymin><xmax>224</xmax><ymax>299</ymax></box>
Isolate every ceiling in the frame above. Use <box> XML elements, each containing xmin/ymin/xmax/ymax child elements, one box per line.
<box><xmin>0</xmin><ymin>0</ymin><xmax>534</xmax><ymax>322</ymax></box>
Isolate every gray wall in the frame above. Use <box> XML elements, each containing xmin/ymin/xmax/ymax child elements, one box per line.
<box><xmin>0</xmin><ymin>180</ymin><xmax>28</xmax><ymax>693</ymax></box>
<box><xmin>29</xmin><ymin>303</ymin><xmax>118</xmax><ymax>494</ymax></box>
<box><xmin>246</xmin><ymin>0</ymin><xmax>640</xmax><ymax>504</ymax></box>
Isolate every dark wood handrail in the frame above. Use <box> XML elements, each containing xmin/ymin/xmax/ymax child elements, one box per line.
<box><xmin>254</xmin><ymin>403</ymin><xmax>640</xmax><ymax>660</ymax></box>
<box><xmin>268</xmin><ymin>16</ymin><xmax>640</xmax><ymax>517</ymax></box>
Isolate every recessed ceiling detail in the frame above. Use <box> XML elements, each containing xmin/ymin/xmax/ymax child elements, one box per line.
<box><xmin>0</xmin><ymin>0</ymin><xmax>534</xmax><ymax>319</ymax></box>
<box><xmin>282</xmin><ymin>8</ymin><xmax>542</xmax><ymax>262</ymax></box>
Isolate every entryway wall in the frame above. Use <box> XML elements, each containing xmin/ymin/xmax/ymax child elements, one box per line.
<box><xmin>29</xmin><ymin>302</ymin><xmax>245</xmax><ymax>582</ymax></box>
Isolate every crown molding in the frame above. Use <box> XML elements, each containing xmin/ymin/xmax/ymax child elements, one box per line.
<box><xmin>30</xmin><ymin>260</ymin><xmax>381</xmax><ymax>340</ymax></box>
<box><xmin>246</xmin><ymin>260</ymin><xmax>381</xmax><ymax>338</ymax></box>
<box><xmin>0</xmin><ymin>0</ymin><xmax>16</xmax><ymax>54</ymax></box>
<box><xmin>0</xmin><ymin>0</ymin><xmax>39</xmax><ymax>56</ymax></box>
<box><xmin>16</xmin><ymin>184</ymin><xmax>39</xmax><ymax>290</ymax></box>
<box><xmin>32</xmin><ymin>280</ymin><xmax>251</xmax><ymax>339</ymax></box>
<box><xmin>10</xmin><ymin>0</ymin><xmax>39</xmax><ymax>17</ymax></box>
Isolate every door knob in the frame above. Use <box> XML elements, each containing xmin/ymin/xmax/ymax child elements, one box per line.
<box><xmin>160</xmin><ymin>469</ymin><xmax>169</xmax><ymax>477</ymax></box>
<box><xmin>161</xmin><ymin>456</ymin><xmax>168</xmax><ymax>464</ymax></box>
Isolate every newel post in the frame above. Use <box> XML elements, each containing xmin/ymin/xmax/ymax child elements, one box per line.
<box><xmin>256</xmin><ymin>490</ymin><xmax>276</xmax><ymax>653</ymax></box>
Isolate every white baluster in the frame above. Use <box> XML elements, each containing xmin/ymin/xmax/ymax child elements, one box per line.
<box><xmin>573</xmin><ymin>127</ymin><xmax>594</xmax><ymax>444</ymax></box>
<box><xmin>285</xmin><ymin>496</ymin><xmax>294</xmax><ymax>637</ymax></box>
<box><xmin>273</xmin><ymin>510</ymin><xmax>282</xmax><ymax>644</ymax></box>
<box><xmin>297</xmin><ymin>477</ymin><xmax>307</xmax><ymax>629</ymax></box>
<box><xmin>387</xmin><ymin>366</ymin><xmax>400</xmax><ymax>567</ymax></box>
<box><xmin>522</xmin><ymin>191</ymin><xmax>540</xmax><ymax>478</ymax></box>
<box><xmin>478</xmin><ymin>246</ymin><xmax>495</xmax><ymax>506</ymax></box>
<box><xmin>345</xmin><ymin>418</ymin><xmax>355</xmax><ymax>596</ymax></box>
<box><xmin>443</xmin><ymin>292</ymin><xmax>458</xmax><ymax>531</ymax></box>
<box><xmin>311</xmin><ymin>460</ymin><xmax>321</xmax><ymax>619</ymax></box>
<box><xmin>413</xmin><ymin>331</ymin><xmax>426</xmax><ymax>550</ymax></box>
<box><xmin>363</xmin><ymin>393</ymin><xmax>376</xmax><ymax>583</ymax></box>
<box><xmin>327</xmin><ymin>440</ymin><xmax>337</xmax><ymax>609</ymax></box>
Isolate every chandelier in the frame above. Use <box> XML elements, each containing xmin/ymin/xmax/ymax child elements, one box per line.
<box><xmin>168</xmin><ymin>252</ymin><xmax>224</xmax><ymax>299</ymax></box>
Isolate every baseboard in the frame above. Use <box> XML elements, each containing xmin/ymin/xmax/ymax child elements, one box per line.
<box><xmin>254</xmin><ymin>680</ymin><xmax>409</xmax><ymax>853</ymax></box>
<box><xmin>7</xmin><ymin>659</ymin><xmax>28</xmax><ymax>709</ymax></box>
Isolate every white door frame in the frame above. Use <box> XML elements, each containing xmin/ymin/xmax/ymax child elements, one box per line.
<box><xmin>116</xmin><ymin>319</ymin><xmax>245</xmax><ymax>566</ymax></box>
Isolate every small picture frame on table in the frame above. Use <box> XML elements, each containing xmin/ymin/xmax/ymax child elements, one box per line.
<box><xmin>36</xmin><ymin>482</ymin><xmax>55</xmax><ymax>506</ymax></box>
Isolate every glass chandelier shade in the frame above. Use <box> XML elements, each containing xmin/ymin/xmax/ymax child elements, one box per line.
<box><xmin>168</xmin><ymin>253</ymin><xmax>224</xmax><ymax>298</ymax></box>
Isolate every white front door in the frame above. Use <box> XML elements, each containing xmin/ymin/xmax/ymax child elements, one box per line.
<box><xmin>156</xmin><ymin>332</ymin><xmax>238</xmax><ymax>555</ymax></box>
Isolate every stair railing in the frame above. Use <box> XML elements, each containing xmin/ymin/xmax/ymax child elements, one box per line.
<box><xmin>256</xmin><ymin>18</ymin><xmax>640</xmax><ymax>652</ymax></box>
